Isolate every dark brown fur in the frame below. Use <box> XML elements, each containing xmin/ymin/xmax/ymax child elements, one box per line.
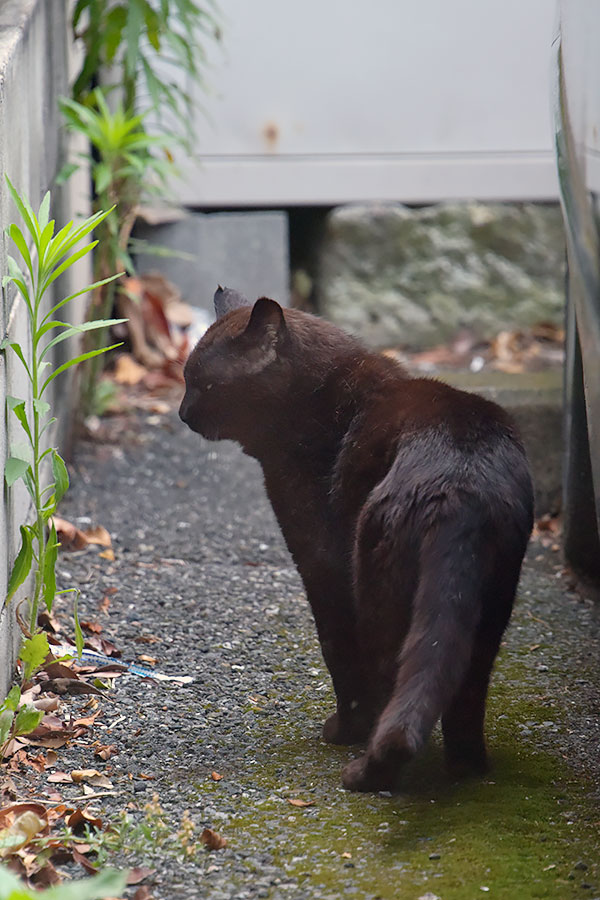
<box><xmin>179</xmin><ymin>291</ymin><xmax>534</xmax><ymax>792</ymax></box>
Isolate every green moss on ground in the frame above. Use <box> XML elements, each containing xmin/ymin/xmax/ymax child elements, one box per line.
<box><xmin>197</xmin><ymin>624</ymin><xmax>598</xmax><ymax>899</ymax></box>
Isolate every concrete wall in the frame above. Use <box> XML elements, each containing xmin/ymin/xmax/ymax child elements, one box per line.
<box><xmin>0</xmin><ymin>0</ymin><xmax>91</xmax><ymax>696</ymax></box>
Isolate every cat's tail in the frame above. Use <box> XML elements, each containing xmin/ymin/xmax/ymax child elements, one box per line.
<box><xmin>375</xmin><ymin>515</ymin><xmax>488</xmax><ymax>751</ymax></box>
<box><xmin>345</xmin><ymin>501</ymin><xmax>523</xmax><ymax>792</ymax></box>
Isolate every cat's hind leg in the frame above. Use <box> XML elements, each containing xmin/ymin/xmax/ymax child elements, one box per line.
<box><xmin>441</xmin><ymin>552</ymin><xmax>522</xmax><ymax>776</ymax></box>
<box><xmin>343</xmin><ymin>503</ymin><xmax>493</xmax><ymax>792</ymax></box>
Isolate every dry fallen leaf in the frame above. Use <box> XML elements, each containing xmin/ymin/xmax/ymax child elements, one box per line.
<box><xmin>47</xmin><ymin>772</ymin><xmax>73</xmax><ymax>784</ymax></box>
<box><xmin>65</xmin><ymin>807</ymin><xmax>103</xmax><ymax>832</ymax></box>
<box><xmin>133</xmin><ymin>887</ymin><xmax>154</xmax><ymax>900</ymax></box>
<box><xmin>0</xmin><ymin>804</ymin><xmax>49</xmax><ymax>856</ymax></box>
<box><xmin>93</xmin><ymin>743</ymin><xmax>118</xmax><ymax>761</ymax></box>
<box><xmin>201</xmin><ymin>827</ymin><xmax>227</xmax><ymax>851</ymax></box>
<box><xmin>99</xmin><ymin>548</ymin><xmax>116</xmax><ymax>561</ymax></box>
<box><xmin>83</xmin><ymin>525</ymin><xmax>112</xmax><ymax>548</ymax></box>
<box><xmin>127</xmin><ymin>866</ymin><xmax>154</xmax><ymax>885</ymax></box>
<box><xmin>138</xmin><ymin>655</ymin><xmax>157</xmax><ymax>666</ymax></box>
<box><xmin>81</xmin><ymin>621</ymin><xmax>103</xmax><ymax>635</ymax></box>
<box><xmin>211</xmin><ymin>771</ymin><xmax>223</xmax><ymax>782</ymax></box>
<box><xmin>38</xmin><ymin>679</ymin><xmax>104</xmax><ymax>698</ymax></box>
<box><xmin>286</xmin><ymin>798</ymin><xmax>316</xmax><ymax>808</ymax></box>
<box><xmin>49</xmin><ymin>517</ymin><xmax>88</xmax><ymax>551</ymax></box>
<box><xmin>114</xmin><ymin>353</ymin><xmax>148</xmax><ymax>386</ymax></box>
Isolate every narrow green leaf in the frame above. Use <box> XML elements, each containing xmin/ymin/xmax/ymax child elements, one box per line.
<box><xmin>94</xmin><ymin>161</ymin><xmax>112</xmax><ymax>194</ymax></box>
<box><xmin>55</xmin><ymin>161</ymin><xmax>80</xmax><ymax>185</ymax></box>
<box><xmin>51</xmin><ymin>451</ymin><xmax>69</xmax><ymax>504</ymax></box>
<box><xmin>5</xmin><ymin>456</ymin><xmax>30</xmax><ymax>487</ymax></box>
<box><xmin>14</xmin><ymin>704</ymin><xmax>44</xmax><ymax>737</ymax></box>
<box><xmin>8</xmin><ymin>224</ymin><xmax>34</xmax><ymax>283</ymax></box>
<box><xmin>39</xmin><ymin>219</ymin><xmax>56</xmax><ymax>266</ymax></box>
<box><xmin>125</xmin><ymin>0</ymin><xmax>145</xmax><ymax>77</ymax></box>
<box><xmin>5</xmin><ymin>525</ymin><xmax>33</xmax><ymax>603</ymax></box>
<box><xmin>3</xmin><ymin>685</ymin><xmax>21</xmax><ymax>712</ymax></box>
<box><xmin>43</xmin><ymin>521</ymin><xmax>59</xmax><ymax>611</ymax></box>
<box><xmin>37</xmin><ymin>191</ymin><xmax>51</xmax><ymax>231</ymax></box>
<box><xmin>39</xmin><ymin>318</ymin><xmax>128</xmax><ymax>360</ymax></box>
<box><xmin>73</xmin><ymin>591</ymin><xmax>84</xmax><ymax>658</ymax></box>
<box><xmin>41</xmin><ymin>343</ymin><xmax>123</xmax><ymax>394</ymax></box>
<box><xmin>40</xmin><ymin>241</ymin><xmax>96</xmax><ymax>294</ymax></box>
<box><xmin>5</xmin><ymin>175</ymin><xmax>38</xmax><ymax>241</ymax></box>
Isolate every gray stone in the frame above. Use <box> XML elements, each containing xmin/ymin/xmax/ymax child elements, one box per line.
<box><xmin>134</xmin><ymin>210</ymin><xmax>290</xmax><ymax>313</ymax></box>
<box><xmin>317</xmin><ymin>203</ymin><xmax>566</xmax><ymax>349</ymax></box>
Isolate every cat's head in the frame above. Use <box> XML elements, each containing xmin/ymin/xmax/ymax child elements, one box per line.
<box><xmin>179</xmin><ymin>287</ymin><xmax>290</xmax><ymax>444</ymax></box>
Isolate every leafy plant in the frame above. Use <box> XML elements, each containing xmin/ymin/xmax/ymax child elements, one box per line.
<box><xmin>0</xmin><ymin>686</ymin><xmax>43</xmax><ymax>760</ymax></box>
<box><xmin>71</xmin><ymin>0</ymin><xmax>220</xmax><ymax>149</ymax></box>
<box><xmin>60</xmin><ymin>89</ymin><xmax>170</xmax><ymax>408</ymax></box>
<box><xmin>0</xmin><ymin>862</ymin><xmax>126</xmax><ymax>900</ymax></box>
<box><xmin>1</xmin><ymin>176</ymin><xmax>123</xmax><ymax>642</ymax></box>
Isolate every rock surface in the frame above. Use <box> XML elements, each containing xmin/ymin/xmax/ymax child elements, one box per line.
<box><xmin>317</xmin><ymin>203</ymin><xmax>566</xmax><ymax>348</ymax></box>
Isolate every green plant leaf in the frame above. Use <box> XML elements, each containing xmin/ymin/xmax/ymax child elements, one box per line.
<box><xmin>6</xmin><ymin>525</ymin><xmax>33</xmax><ymax>603</ymax></box>
<box><xmin>20</xmin><ymin>632</ymin><xmax>50</xmax><ymax>681</ymax></box>
<box><xmin>37</xmin><ymin>191</ymin><xmax>51</xmax><ymax>231</ymax></box>
<box><xmin>8</xmin><ymin>224</ymin><xmax>34</xmax><ymax>284</ymax></box>
<box><xmin>40</xmin><ymin>241</ymin><xmax>97</xmax><ymax>295</ymax></box>
<box><xmin>51</xmin><ymin>451</ymin><xmax>70</xmax><ymax>504</ymax></box>
<box><xmin>42</xmin><ymin>521</ymin><xmax>59</xmax><ymax>611</ymax></box>
<box><xmin>40</xmin><ymin>272</ymin><xmax>122</xmax><ymax>325</ymax></box>
<box><xmin>6</xmin><ymin>397</ymin><xmax>32</xmax><ymax>442</ymax></box>
<box><xmin>43</xmin><ymin>868</ymin><xmax>129</xmax><ymax>900</ymax></box>
<box><xmin>33</xmin><ymin>398</ymin><xmax>50</xmax><ymax>416</ymax></box>
<box><xmin>14</xmin><ymin>704</ymin><xmax>44</xmax><ymax>737</ymax></box>
<box><xmin>4</xmin><ymin>341</ymin><xmax>32</xmax><ymax>382</ymax></box>
<box><xmin>94</xmin><ymin>161</ymin><xmax>112</xmax><ymax>194</ymax></box>
<box><xmin>5</xmin><ymin>456</ymin><xmax>30</xmax><ymax>487</ymax></box>
<box><xmin>39</xmin><ymin>318</ymin><xmax>128</xmax><ymax>360</ymax></box>
<box><xmin>2</xmin><ymin>685</ymin><xmax>21</xmax><ymax>712</ymax></box>
<box><xmin>41</xmin><ymin>343</ymin><xmax>123</xmax><ymax>394</ymax></box>
<box><xmin>0</xmin><ymin>709</ymin><xmax>14</xmax><ymax>748</ymax></box>
<box><xmin>5</xmin><ymin>175</ymin><xmax>38</xmax><ymax>242</ymax></box>
<box><xmin>73</xmin><ymin>591</ymin><xmax>84</xmax><ymax>659</ymax></box>
<box><xmin>56</xmin><ymin>160</ymin><xmax>81</xmax><ymax>185</ymax></box>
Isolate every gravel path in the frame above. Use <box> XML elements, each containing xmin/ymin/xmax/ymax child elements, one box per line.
<box><xmin>45</xmin><ymin>396</ymin><xmax>600</xmax><ymax>900</ymax></box>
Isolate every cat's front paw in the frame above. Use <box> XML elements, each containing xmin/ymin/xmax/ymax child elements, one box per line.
<box><xmin>322</xmin><ymin>710</ymin><xmax>372</xmax><ymax>745</ymax></box>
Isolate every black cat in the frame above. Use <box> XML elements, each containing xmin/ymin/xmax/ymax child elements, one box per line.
<box><xmin>179</xmin><ymin>287</ymin><xmax>534</xmax><ymax>791</ymax></box>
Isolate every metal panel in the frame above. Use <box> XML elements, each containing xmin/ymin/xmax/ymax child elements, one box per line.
<box><xmin>165</xmin><ymin>0</ymin><xmax>558</xmax><ymax>205</ymax></box>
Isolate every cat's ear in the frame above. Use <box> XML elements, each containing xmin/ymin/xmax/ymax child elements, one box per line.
<box><xmin>214</xmin><ymin>285</ymin><xmax>252</xmax><ymax>319</ymax></box>
<box><xmin>245</xmin><ymin>297</ymin><xmax>286</xmax><ymax>338</ymax></box>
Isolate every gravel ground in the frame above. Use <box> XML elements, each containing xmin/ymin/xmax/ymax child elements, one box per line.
<box><xmin>32</xmin><ymin>395</ymin><xmax>600</xmax><ymax>900</ymax></box>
